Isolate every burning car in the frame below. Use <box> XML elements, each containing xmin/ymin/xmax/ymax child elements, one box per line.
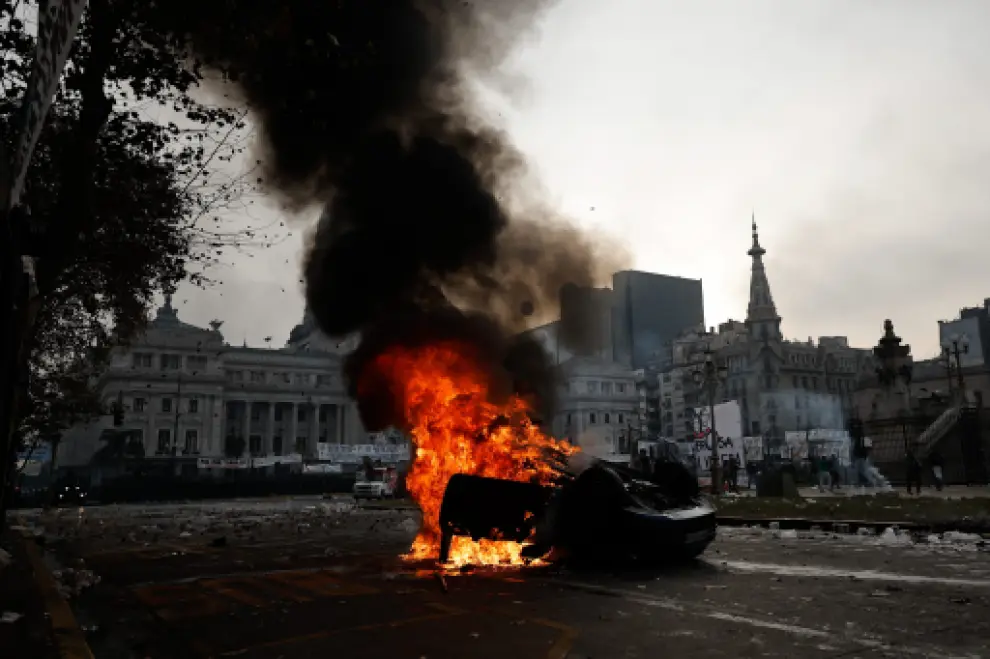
<box><xmin>436</xmin><ymin>455</ymin><xmax>716</xmax><ymax>566</ymax></box>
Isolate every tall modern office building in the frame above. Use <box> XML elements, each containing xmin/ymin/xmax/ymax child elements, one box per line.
<box><xmin>559</xmin><ymin>283</ymin><xmax>615</xmax><ymax>361</ymax></box>
<box><xmin>612</xmin><ymin>270</ymin><xmax>705</xmax><ymax>369</ymax></box>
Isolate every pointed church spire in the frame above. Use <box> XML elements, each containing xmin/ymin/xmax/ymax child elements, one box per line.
<box><xmin>745</xmin><ymin>214</ymin><xmax>781</xmax><ymax>340</ymax></box>
<box><xmin>748</xmin><ymin>212</ymin><xmax>766</xmax><ymax>258</ymax></box>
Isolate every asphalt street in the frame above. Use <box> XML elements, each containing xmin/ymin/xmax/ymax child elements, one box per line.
<box><xmin>12</xmin><ymin>498</ymin><xmax>990</xmax><ymax>659</ymax></box>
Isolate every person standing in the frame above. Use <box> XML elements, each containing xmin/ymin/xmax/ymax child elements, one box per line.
<box><xmin>929</xmin><ymin>449</ymin><xmax>945</xmax><ymax>491</ymax></box>
<box><xmin>828</xmin><ymin>454</ymin><xmax>840</xmax><ymax>491</ymax></box>
<box><xmin>905</xmin><ymin>445</ymin><xmax>923</xmax><ymax>495</ymax></box>
<box><xmin>746</xmin><ymin>460</ymin><xmax>758</xmax><ymax>491</ymax></box>
<box><xmin>727</xmin><ymin>456</ymin><xmax>740</xmax><ymax>492</ymax></box>
<box><xmin>815</xmin><ymin>453</ymin><xmax>831</xmax><ymax>493</ymax></box>
<box><xmin>636</xmin><ymin>449</ymin><xmax>652</xmax><ymax>476</ymax></box>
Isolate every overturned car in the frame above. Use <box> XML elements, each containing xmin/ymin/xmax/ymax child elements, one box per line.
<box><xmin>437</xmin><ymin>453</ymin><xmax>716</xmax><ymax>565</ymax></box>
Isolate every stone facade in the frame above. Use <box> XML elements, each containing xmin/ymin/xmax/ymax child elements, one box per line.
<box><xmin>641</xmin><ymin>219</ymin><xmax>874</xmax><ymax>444</ymax></box>
<box><xmin>552</xmin><ymin>356</ymin><xmax>640</xmax><ymax>457</ymax></box>
<box><xmin>59</xmin><ymin>297</ymin><xmax>370</xmax><ymax>470</ymax></box>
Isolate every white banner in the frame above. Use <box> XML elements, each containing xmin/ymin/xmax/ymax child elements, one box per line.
<box><xmin>197</xmin><ymin>457</ymin><xmax>249</xmax><ymax>470</ymax></box>
<box><xmin>741</xmin><ymin>436</ymin><xmax>764</xmax><ymax>462</ymax></box>
<box><xmin>303</xmin><ymin>463</ymin><xmax>343</xmax><ymax>474</ymax></box>
<box><xmin>250</xmin><ymin>454</ymin><xmax>302</xmax><ymax>468</ymax></box>
<box><xmin>693</xmin><ymin>434</ymin><xmax>746</xmax><ymax>473</ymax></box>
<box><xmin>317</xmin><ymin>443</ymin><xmax>411</xmax><ymax>463</ymax></box>
<box><xmin>691</xmin><ymin>401</ymin><xmax>745</xmax><ymax>474</ymax></box>
<box><xmin>691</xmin><ymin>401</ymin><xmax>743</xmax><ymax>442</ymax></box>
<box><xmin>783</xmin><ymin>429</ymin><xmax>852</xmax><ymax>463</ymax></box>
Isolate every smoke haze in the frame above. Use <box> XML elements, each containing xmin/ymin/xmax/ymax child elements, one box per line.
<box><xmin>172</xmin><ymin>0</ymin><xmax>625</xmax><ymax>429</ymax></box>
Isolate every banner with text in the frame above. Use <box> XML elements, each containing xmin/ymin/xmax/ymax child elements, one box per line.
<box><xmin>691</xmin><ymin>401</ymin><xmax>745</xmax><ymax>473</ymax></box>
<box><xmin>317</xmin><ymin>443</ymin><xmax>411</xmax><ymax>463</ymax></box>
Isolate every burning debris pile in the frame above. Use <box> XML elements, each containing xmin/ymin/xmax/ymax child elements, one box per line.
<box><xmin>172</xmin><ymin>0</ymin><xmax>624</xmax><ymax>563</ymax></box>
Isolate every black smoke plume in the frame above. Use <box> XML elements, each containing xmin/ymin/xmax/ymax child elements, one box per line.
<box><xmin>173</xmin><ymin>0</ymin><xmax>623</xmax><ymax>429</ymax></box>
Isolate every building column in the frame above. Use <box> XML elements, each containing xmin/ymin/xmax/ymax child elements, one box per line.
<box><xmin>265</xmin><ymin>403</ymin><xmax>275</xmax><ymax>456</ymax></box>
<box><xmin>243</xmin><ymin>402</ymin><xmax>252</xmax><ymax>456</ymax></box>
<box><xmin>336</xmin><ymin>404</ymin><xmax>344</xmax><ymax>444</ymax></box>
<box><xmin>290</xmin><ymin>403</ymin><xmax>299</xmax><ymax>455</ymax></box>
<box><xmin>212</xmin><ymin>394</ymin><xmax>223</xmax><ymax>456</ymax></box>
<box><xmin>308</xmin><ymin>403</ymin><xmax>320</xmax><ymax>459</ymax></box>
<box><xmin>146</xmin><ymin>402</ymin><xmax>154</xmax><ymax>455</ymax></box>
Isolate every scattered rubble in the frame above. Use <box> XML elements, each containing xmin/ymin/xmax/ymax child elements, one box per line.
<box><xmin>11</xmin><ymin>497</ymin><xmax>421</xmax><ymax>559</ymax></box>
<box><xmin>51</xmin><ymin>567</ymin><xmax>101</xmax><ymax>599</ymax></box>
<box><xmin>878</xmin><ymin>528</ymin><xmax>912</xmax><ymax>546</ymax></box>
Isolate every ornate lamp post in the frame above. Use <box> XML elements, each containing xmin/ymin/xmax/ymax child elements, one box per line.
<box><xmin>692</xmin><ymin>348</ymin><xmax>728</xmax><ymax>494</ymax></box>
<box><xmin>941</xmin><ymin>334</ymin><xmax>969</xmax><ymax>403</ymax></box>
<box><xmin>873</xmin><ymin>320</ymin><xmax>913</xmax><ymax>451</ymax></box>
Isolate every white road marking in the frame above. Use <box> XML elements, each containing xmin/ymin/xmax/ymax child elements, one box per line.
<box><xmin>554</xmin><ymin>580</ymin><xmax>983</xmax><ymax>659</ymax></box>
<box><xmin>710</xmin><ymin>559</ymin><xmax>990</xmax><ymax>589</ymax></box>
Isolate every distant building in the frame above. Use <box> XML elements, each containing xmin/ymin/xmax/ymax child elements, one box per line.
<box><xmin>612</xmin><ymin>270</ymin><xmax>705</xmax><ymax>369</ymax></box>
<box><xmin>636</xmin><ymin>219</ymin><xmax>873</xmax><ymax>445</ymax></box>
<box><xmin>58</xmin><ymin>297</ymin><xmax>376</xmax><ymax>476</ymax></box>
<box><xmin>547</xmin><ymin>270</ymin><xmax>705</xmax><ymax>369</ymax></box>
<box><xmin>553</xmin><ymin>356</ymin><xmax>640</xmax><ymax>458</ymax></box>
<box><xmin>938</xmin><ymin>300</ymin><xmax>990</xmax><ymax>370</ymax></box>
<box><xmin>854</xmin><ymin>303</ymin><xmax>990</xmax><ymax>420</ymax></box>
<box><xmin>559</xmin><ymin>284</ymin><xmax>615</xmax><ymax>360</ymax></box>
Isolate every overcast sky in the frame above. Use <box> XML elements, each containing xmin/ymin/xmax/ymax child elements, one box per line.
<box><xmin>173</xmin><ymin>0</ymin><xmax>990</xmax><ymax>359</ymax></box>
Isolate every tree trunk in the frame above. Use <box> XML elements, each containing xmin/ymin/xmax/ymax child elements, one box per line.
<box><xmin>0</xmin><ymin>0</ymin><xmax>120</xmax><ymax>513</ymax></box>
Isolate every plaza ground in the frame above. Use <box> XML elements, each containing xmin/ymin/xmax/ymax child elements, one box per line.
<box><xmin>8</xmin><ymin>497</ymin><xmax>990</xmax><ymax>658</ymax></box>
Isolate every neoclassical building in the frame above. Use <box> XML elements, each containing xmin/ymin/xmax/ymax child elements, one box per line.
<box><xmin>59</xmin><ymin>297</ymin><xmax>377</xmax><ymax>474</ymax></box>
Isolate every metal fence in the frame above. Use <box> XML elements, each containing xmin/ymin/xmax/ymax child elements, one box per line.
<box><xmin>865</xmin><ymin>409</ymin><xmax>989</xmax><ymax>485</ymax></box>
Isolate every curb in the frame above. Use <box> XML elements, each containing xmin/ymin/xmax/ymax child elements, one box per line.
<box><xmin>715</xmin><ymin>515</ymin><xmax>990</xmax><ymax>537</ymax></box>
<box><xmin>18</xmin><ymin>533</ymin><xmax>95</xmax><ymax>659</ymax></box>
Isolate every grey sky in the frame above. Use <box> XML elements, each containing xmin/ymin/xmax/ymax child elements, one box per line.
<box><xmin>175</xmin><ymin>0</ymin><xmax>990</xmax><ymax>359</ymax></box>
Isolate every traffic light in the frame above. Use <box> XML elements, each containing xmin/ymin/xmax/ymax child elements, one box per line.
<box><xmin>112</xmin><ymin>403</ymin><xmax>124</xmax><ymax>427</ymax></box>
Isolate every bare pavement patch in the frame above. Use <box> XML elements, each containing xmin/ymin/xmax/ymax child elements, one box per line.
<box><xmin>715</xmin><ymin>493</ymin><xmax>990</xmax><ymax>532</ymax></box>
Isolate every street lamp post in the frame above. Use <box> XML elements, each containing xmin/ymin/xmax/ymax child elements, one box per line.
<box><xmin>941</xmin><ymin>334</ymin><xmax>969</xmax><ymax>404</ymax></box>
<box><xmin>692</xmin><ymin>348</ymin><xmax>728</xmax><ymax>494</ymax></box>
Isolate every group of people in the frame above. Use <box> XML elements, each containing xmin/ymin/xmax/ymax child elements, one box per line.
<box><xmin>811</xmin><ymin>453</ymin><xmax>843</xmax><ymax>492</ymax></box>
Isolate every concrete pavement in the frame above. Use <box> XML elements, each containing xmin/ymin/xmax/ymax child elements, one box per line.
<box><xmin>14</xmin><ymin>499</ymin><xmax>990</xmax><ymax>658</ymax></box>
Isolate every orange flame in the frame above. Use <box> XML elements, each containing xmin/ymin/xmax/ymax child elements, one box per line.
<box><xmin>361</xmin><ymin>340</ymin><xmax>577</xmax><ymax>566</ymax></box>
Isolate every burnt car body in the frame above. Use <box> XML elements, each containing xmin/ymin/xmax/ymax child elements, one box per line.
<box><xmin>437</xmin><ymin>457</ymin><xmax>715</xmax><ymax>565</ymax></box>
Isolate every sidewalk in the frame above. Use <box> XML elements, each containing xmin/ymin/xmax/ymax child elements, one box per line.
<box><xmin>0</xmin><ymin>531</ymin><xmax>60</xmax><ymax>659</ymax></box>
<box><xmin>0</xmin><ymin>528</ymin><xmax>94</xmax><ymax>659</ymax></box>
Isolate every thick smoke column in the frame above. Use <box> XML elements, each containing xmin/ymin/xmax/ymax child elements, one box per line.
<box><xmin>174</xmin><ymin>0</ymin><xmax>622</xmax><ymax>428</ymax></box>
